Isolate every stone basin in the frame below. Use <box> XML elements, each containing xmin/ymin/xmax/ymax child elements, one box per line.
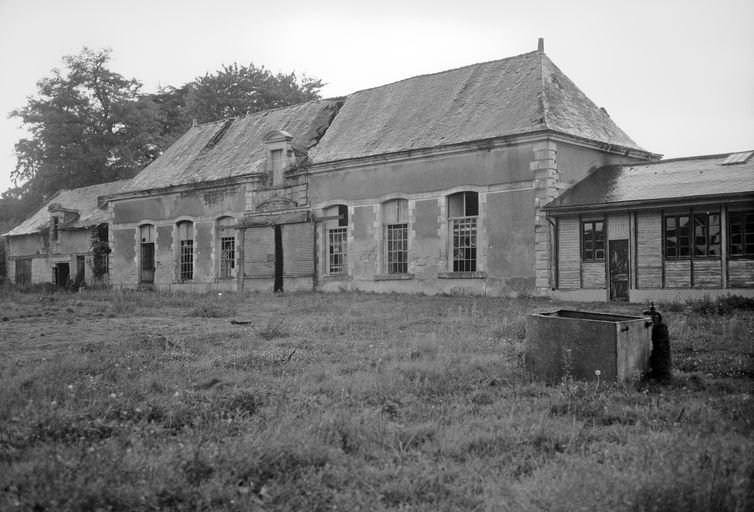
<box><xmin>525</xmin><ymin>310</ymin><xmax>651</xmax><ymax>383</ymax></box>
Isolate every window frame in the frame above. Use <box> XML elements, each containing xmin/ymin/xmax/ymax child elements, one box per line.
<box><xmin>448</xmin><ymin>192</ymin><xmax>478</xmax><ymax>272</ymax></box>
<box><xmin>216</xmin><ymin>217</ymin><xmax>236</xmax><ymax>280</ymax></box>
<box><xmin>581</xmin><ymin>220</ymin><xmax>605</xmax><ymax>262</ymax></box>
<box><xmin>383</xmin><ymin>199</ymin><xmax>409</xmax><ymax>275</ymax></box>
<box><xmin>729</xmin><ymin>210</ymin><xmax>754</xmax><ymax>258</ymax></box>
<box><xmin>139</xmin><ymin>224</ymin><xmax>155</xmax><ymax>283</ymax></box>
<box><xmin>326</xmin><ymin>205</ymin><xmax>349</xmax><ymax>276</ymax></box>
<box><xmin>663</xmin><ymin>214</ymin><xmax>691</xmax><ymax>260</ymax></box>
<box><xmin>177</xmin><ymin>221</ymin><xmax>194</xmax><ymax>282</ymax></box>
<box><xmin>692</xmin><ymin>212</ymin><xmax>721</xmax><ymax>259</ymax></box>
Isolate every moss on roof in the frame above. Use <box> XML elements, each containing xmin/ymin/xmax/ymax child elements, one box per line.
<box><xmin>4</xmin><ymin>180</ymin><xmax>129</xmax><ymax>237</ymax></box>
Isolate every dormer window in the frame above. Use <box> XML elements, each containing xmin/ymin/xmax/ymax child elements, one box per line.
<box><xmin>51</xmin><ymin>216</ymin><xmax>59</xmax><ymax>242</ymax></box>
<box><xmin>264</xmin><ymin>130</ymin><xmax>294</xmax><ymax>187</ymax></box>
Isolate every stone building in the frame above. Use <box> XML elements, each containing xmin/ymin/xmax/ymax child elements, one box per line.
<box><xmin>3</xmin><ymin>180</ymin><xmax>127</xmax><ymax>287</ymax></box>
<box><xmin>101</xmin><ymin>41</ymin><xmax>665</xmax><ymax>298</ymax></box>
<box><xmin>9</xmin><ymin>41</ymin><xmax>753</xmax><ymax>300</ymax></box>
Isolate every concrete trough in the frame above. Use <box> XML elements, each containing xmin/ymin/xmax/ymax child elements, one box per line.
<box><xmin>525</xmin><ymin>310</ymin><xmax>651</xmax><ymax>383</ymax></box>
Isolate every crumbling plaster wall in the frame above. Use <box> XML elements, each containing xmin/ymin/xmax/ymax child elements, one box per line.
<box><xmin>109</xmin><ymin>185</ymin><xmax>246</xmax><ymax>289</ymax></box>
<box><xmin>312</xmin><ymin>143</ymin><xmax>539</xmax><ymax>296</ymax></box>
<box><xmin>6</xmin><ymin>230</ymin><xmax>96</xmax><ymax>285</ymax></box>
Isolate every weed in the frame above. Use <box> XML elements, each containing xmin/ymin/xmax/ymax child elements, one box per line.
<box><xmin>0</xmin><ymin>289</ymin><xmax>751</xmax><ymax>511</ymax></box>
<box><xmin>258</xmin><ymin>317</ymin><xmax>288</xmax><ymax>340</ymax></box>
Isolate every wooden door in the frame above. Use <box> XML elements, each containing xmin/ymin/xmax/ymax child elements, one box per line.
<box><xmin>609</xmin><ymin>239</ymin><xmax>629</xmax><ymax>301</ymax></box>
<box><xmin>274</xmin><ymin>225</ymin><xmax>283</xmax><ymax>292</ymax></box>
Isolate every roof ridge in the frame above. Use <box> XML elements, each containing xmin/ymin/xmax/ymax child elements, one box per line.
<box><xmin>619</xmin><ymin>152</ymin><xmax>752</xmax><ymax>165</ymax></box>
<box><xmin>537</xmin><ymin>50</ymin><xmax>551</xmax><ymax>130</ymax></box>
<box><xmin>345</xmin><ymin>50</ymin><xmax>541</xmax><ymax>96</ymax></box>
<box><xmin>191</xmin><ymin>98</ymin><xmax>337</xmax><ymax>128</ymax></box>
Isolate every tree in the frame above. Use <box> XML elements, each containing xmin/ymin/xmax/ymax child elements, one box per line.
<box><xmin>9</xmin><ymin>48</ymin><xmax>162</xmax><ymax>206</ymax></box>
<box><xmin>182</xmin><ymin>63</ymin><xmax>324</xmax><ymax>124</ymax></box>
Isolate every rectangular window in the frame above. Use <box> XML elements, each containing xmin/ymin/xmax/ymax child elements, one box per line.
<box><xmin>180</xmin><ymin>240</ymin><xmax>193</xmax><ymax>281</ymax></box>
<box><xmin>177</xmin><ymin>221</ymin><xmax>193</xmax><ymax>281</ymax></box>
<box><xmin>448</xmin><ymin>192</ymin><xmax>478</xmax><ymax>272</ymax></box>
<box><xmin>328</xmin><ymin>227</ymin><xmax>347</xmax><ymax>274</ymax></box>
<box><xmin>386</xmin><ymin>223</ymin><xmax>408</xmax><ymax>274</ymax></box>
<box><xmin>582</xmin><ymin>221</ymin><xmax>605</xmax><ymax>261</ymax></box>
<box><xmin>383</xmin><ymin>199</ymin><xmax>409</xmax><ymax>274</ymax></box>
<box><xmin>664</xmin><ymin>215</ymin><xmax>690</xmax><ymax>259</ymax></box>
<box><xmin>271</xmin><ymin>149</ymin><xmax>284</xmax><ymax>186</ymax></box>
<box><xmin>729</xmin><ymin>211</ymin><xmax>754</xmax><ymax>257</ymax></box>
<box><xmin>693</xmin><ymin>213</ymin><xmax>721</xmax><ymax>257</ymax></box>
<box><xmin>452</xmin><ymin>217</ymin><xmax>477</xmax><ymax>272</ymax></box>
<box><xmin>219</xmin><ymin>236</ymin><xmax>235</xmax><ymax>279</ymax></box>
<box><xmin>15</xmin><ymin>259</ymin><xmax>32</xmax><ymax>286</ymax></box>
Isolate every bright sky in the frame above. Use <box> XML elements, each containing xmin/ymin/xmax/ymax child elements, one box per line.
<box><xmin>1</xmin><ymin>0</ymin><xmax>752</xmax><ymax>195</ymax></box>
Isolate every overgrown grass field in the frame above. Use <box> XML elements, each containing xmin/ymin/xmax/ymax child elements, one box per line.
<box><xmin>1</xmin><ymin>288</ymin><xmax>752</xmax><ymax>511</ymax></box>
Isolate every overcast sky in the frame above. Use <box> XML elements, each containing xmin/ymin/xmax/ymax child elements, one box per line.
<box><xmin>1</xmin><ymin>0</ymin><xmax>752</xmax><ymax>195</ymax></box>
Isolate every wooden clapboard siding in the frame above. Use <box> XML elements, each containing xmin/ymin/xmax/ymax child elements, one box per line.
<box><xmin>636</xmin><ymin>212</ymin><xmax>662</xmax><ymax>289</ymax></box>
<box><xmin>729</xmin><ymin>259</ymin><xmax>754</xmax><ymax>288</ymax></box>
<box><xmin>608</xmin><ymin>214</ymin><xmax>629</xmax><ymax>240</ymax></box>
<box><xmin>558</xmin><ymin>217</ymin><xmax>580</xmax><ymax>289</ymax></box>
<box><xmin>582</xmin><ymin>261</ymin><xmax>606</xmax><ymax>289</ymax></box>
<box><xmin>664</xmin><ymin>260</ymin><xmax>691</xmax><ymax>288</ymax></box>
<box><xmin>693</xmin><ymin>259</ymin><xmax>722</xmax><ymax>288</ymax></box>
<box><xmin>282</xmin><ymin>222</ymin><xmax>314</xmax><ymax>277</ymax></box>
<box><xmin>244</xmin><ymin>226</ymin><xmax>275</xmax><ymax>278</ymax></box>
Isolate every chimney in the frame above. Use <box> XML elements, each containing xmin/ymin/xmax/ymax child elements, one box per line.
<box><xmin>538</xmin><ymin>38</ymin><xmax>545</xmax><ymax>52</ymax></box>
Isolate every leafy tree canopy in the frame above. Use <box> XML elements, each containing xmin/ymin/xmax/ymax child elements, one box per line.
<box><xmin>4</xmin><ymin>50</ymin><xmax>324</xmax><ymax>221</ymax></box>
<box><xmin>150</xmin><ymin>63</ymin><xmax>324</xmax><ymax>145</ymax></box>
<box><xmin>186</xmin><ymin>63</ymin><xmax>323</xmax><ymax>123</ymax></box>
<box><xmin>10</xmin><ymin>48</ymin><xmax>162</xmax><ymax>208</ymax></box>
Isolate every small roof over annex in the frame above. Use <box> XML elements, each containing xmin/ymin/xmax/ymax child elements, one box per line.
<box><xmin>3</xmin><ymin>179</ymin><xmax>130</xmax><ymax>237</ymax></box>
<box><xmin>309</xmin><ymin>44</ymin><xmax>652</xmax><ymax>164</ymax></box>
<box><xmin>544</xmin><ymin>151</ymin><xmax>754</xmax><ymax>213</ymax></box>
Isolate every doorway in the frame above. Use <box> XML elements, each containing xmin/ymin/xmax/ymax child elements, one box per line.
<box><xmin>274</xmin><ymin>225</ymin><xmax>283</xmax><ymax>292</ymax></box>
<box><xmin>76</xmin><ymin>255</ymin><xmax>85</xmax><ymax>283</ymax></box>
<box><xmin>609</xmin><ymin>239</ymin><xmax>629</xmax><ymax>301</ymax></box>
<box><xmin>54</xmin><ymin>262</ymin><xmax>70</xmax><ymax>287</ymax></box>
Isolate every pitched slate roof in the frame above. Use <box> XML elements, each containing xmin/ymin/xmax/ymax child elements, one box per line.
<box><xmin>3</xmin><ymin>180</ymin><xmax>129</xmax><ymax>237</ymax></box>
<box><xmin>309</xmin><ymin>50</ymin><xmax>646</xmax><ymax>163</ymax></box>
<box><xmin>544</xmin><ymin>152</ymin><xmax>754</xmax><ymax>211</ymax></box>
<box><xmin>124</xmin><ymin>100</ymin><xmax>342</xmax><ymax>191</ymax></box>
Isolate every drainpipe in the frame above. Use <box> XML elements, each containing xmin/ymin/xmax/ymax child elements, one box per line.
<box><xmin>547</xmin><ymin>215</ymin><xmax>558</xmax><ymax>290</ymax></box>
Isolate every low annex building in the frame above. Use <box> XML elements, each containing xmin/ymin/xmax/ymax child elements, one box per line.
<box><xmin>544</xmin><ymin>152</ymin><xmax>754</xmax><ymax>301</ymax></box>
<box><xmin>3</xmin><ymin>180</ymin><xmax>128</xmax><ymax>287</ymax></box>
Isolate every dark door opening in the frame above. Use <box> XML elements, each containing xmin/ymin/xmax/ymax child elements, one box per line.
<box><xmin>609</xmin><ymin>239</ymin><xmax>629</xmax><ymax>302</ymax></box>
<box><xmin>76</xmin><ymin>255</ymin><xmax>86</xmax><ymax>283</ymax></box>
<box><xmin>54</xmin><ymin>263</ymin><xmax>70</xmax><ymax>287</ymax></box>
<box><xmin>140</xmin><ymin>243</ymin><xmax>155</xmax><ymax>284</ymax></box>
<box><xmin>274</xmin><ymin>225</ymin><xmax>283</xmax><ymax>292</ymax></box>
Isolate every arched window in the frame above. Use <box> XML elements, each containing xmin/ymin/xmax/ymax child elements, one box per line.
<box><xmin>448</xmin><ymin>192</ymin><xmax>478</xmax><ymax>272</ymax></box>
<box><xmin>324</xmin><ymin>204</ymin><xmax>348</xmax><ymax>275</ymax></box>
<box><xmin>139</xmin><ymin>224</ymin><xmax>155</xmax><ymax>284</ymax></box>
<box><xmin>383</xmin><ymin>199</ymin><xmax>408</xmax><ymax>274</ymax></box>
<box><xmin>217</xmin><ymin>216</ymin><xmax>236</xmax><ymax>279</ymax></box>
<box><xmin>177</xmin><ymin>221</ymin><xmax>194</xmax><ymax>281</ymax></box>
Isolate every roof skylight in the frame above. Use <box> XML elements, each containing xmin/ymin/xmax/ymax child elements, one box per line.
<box><xmin>721</xmin><ymin>151</ymin><xmax>753</xmax><ymax>165</ymax></box>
